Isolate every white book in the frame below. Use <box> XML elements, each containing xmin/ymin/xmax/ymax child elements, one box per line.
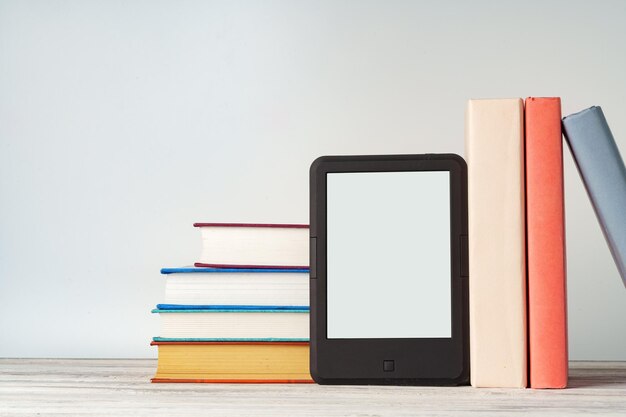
<box><xmin>194</xmin><ymin>223</ymin><xmax>309</xmax><ymax>268</ymax></box>
<box><xmin>465</xmin><ymin>98</ymin><xmax>527</xmax><ymax>388</ymax></box>
<box><xmin>154</xmin><ymin>309</ymin><xmax>309</xmax><ymax>340</ymax></box>
<box><xmin>161</xmin><ymin>267</ymin><xmax>309</xmax><ymax>307</ymax></box>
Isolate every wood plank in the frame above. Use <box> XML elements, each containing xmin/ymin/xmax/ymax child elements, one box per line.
<box><xmin>0</xmin><ymin>359</ymin><xmax>625</xmax><ymax>416</ymax></box>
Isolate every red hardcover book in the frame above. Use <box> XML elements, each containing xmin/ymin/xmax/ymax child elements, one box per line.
<box><xmin>193</xmin><ymin>223</ymin><xmax>309</xmax><ymax>269</ymax></box>
<box><xmin>525</xmin><ymin>97</ymin><xmax>568</xmax><ymax>389</ymax></box>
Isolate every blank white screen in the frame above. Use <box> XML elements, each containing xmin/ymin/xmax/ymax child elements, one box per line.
<box><xmin>326</xmin><ymin>171</ymin><xmax>451</xmax><ymax>338</ymax></box>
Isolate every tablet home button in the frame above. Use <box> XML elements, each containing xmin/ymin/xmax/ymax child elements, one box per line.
<box><xmin>383</xmin><ymin>360</ymin><xmax>395</xmax><ymax>372</ymax></box>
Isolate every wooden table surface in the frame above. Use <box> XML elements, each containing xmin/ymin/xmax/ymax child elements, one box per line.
<box><xmin>1</xmin><ymin>359</ymin><xmax>625</xmax><ymax>416</ymax></box>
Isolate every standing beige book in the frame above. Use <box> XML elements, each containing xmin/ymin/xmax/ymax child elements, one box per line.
<box><xmin>465</xmin><ymin>98</ymin><xmax>527</xmax><ymax>388</ymax></box>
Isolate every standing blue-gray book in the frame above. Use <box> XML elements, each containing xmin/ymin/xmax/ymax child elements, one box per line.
<box><xmin>562</xmin><ymin>106</ymin><xmax>626</xmax><ymax>288</ymax></box>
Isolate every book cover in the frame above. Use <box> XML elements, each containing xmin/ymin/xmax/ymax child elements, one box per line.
<box><xmin>156</xmin><ymin>304</ymin><xmax>309</xmax><ymax>311</ymax></box>
<box><xmin>151</xmin><ymin>341</ymin><xmax>313</xmax><ymax>383</ymax></box>
<box><xmin>465</xmin><ymin>98</ymin><xmax>527</xmax><ymax>388</ymax></box>
<box><xmin>194</xmin><ymin>223</ymin><xmax>309</xmax><ymax>269</ymax></box>
<box><xmin>562</xmin><ymin>107</ymin><xmax>626</xmax><ymax>288</ymax></box>
<box><xmin>152</xmin><ymin>307</ymin><xmax>309</xmax><ymax>313</ymax></box>
<box><xmin>153</xmin><ymin>337</ymin><xmax>309</xmax><ymax>342</ymax></box>
<box><xmin>525</xmin><ymin>97</ymin><xmax>568</xmax><ymax>389</ymax></box>
<box><xmin>153</xmin><ymin>307</ymin><xmax>309</xmax><ymax>339</ymax></box>
<box><xmin>160</xmin><ymin>267</ymin><xmax>309</xmax><ymax>307</ymax></box>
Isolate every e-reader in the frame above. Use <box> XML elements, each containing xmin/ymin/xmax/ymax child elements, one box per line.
<box><xmin>309</xmin><ymin>154</ymin><xmax>469</xmax><ymax>385</ymax></box>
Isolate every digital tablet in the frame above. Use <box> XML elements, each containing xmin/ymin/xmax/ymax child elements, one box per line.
<box><xmin>309</xmin><ymin>154</ymin><xmax>469</xmax><ymax>385</ymax></box>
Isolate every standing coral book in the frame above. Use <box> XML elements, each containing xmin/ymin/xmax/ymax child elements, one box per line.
<box><xmin>525</xmin><ymin>97</ymin><xmax>568</xmax><ymax>389</ymax></box>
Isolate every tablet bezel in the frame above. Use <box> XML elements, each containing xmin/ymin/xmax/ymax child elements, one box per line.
<box><xmin>309</xmin><ymin>154</ymin><xmax>469</xmax><ymax>385</ymax></box>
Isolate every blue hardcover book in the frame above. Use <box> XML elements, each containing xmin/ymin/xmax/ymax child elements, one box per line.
<box><xmin>152</xmin><ymin>337</ymin><xmax>308</xmax><ymax>342</ymax></box>
<box><xmin>152</xmin><ymin>306</ymin><xmax>309</xmax><ymax>313</ymax></box>
<box><xmin>562</xmin><ymin>107</ymin><xmax>626</xmax><ymax>287</ymax></box>
<box><xmin>155</xmin><ymin>304</ymin><xmax>309</xmax><ymax>311</ymax></box>
<box><xmin>159</xmin><ymin>267</ymin><xmax>309</xmax><ymax>307</ymax></box>
<box><xmin>153</xmin><ymin>306</ymin><xmax>309</xmax><ymax>340</ymax></box>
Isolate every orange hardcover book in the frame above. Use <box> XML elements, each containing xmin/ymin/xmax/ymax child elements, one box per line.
<box><xmin>525</xmin><ymin>97</ymin><xmax>568</xmax><ymax>389</ymax></box>
<box><xmin>151</xmin><ymin>341</ymin><xmax>313</xmax><ymax>383</ymax></box>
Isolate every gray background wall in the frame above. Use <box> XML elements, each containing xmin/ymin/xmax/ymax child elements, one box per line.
<box><xmin>1</xmin><ymin>0</ymin><xmax>625</xmax><ymax>359</ymax></box>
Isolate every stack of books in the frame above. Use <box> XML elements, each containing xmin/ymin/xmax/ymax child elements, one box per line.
<box><xmin>466</xmin><ymin>99</ymin><xmax>626</xmax><ymax>389</ymax></box>
<box><xmin>151</xmin><ymin>223</ymin><xmax>313</xmax><ymax>383</ymax></box>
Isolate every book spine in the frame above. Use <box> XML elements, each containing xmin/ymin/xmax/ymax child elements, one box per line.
<box><xmin>525</xmin><ymin>97</ymin><xmax>568</xmax><ymax>389</ymax></box>
<box><xmin>465</xmin><ymin>98</ymin><xmax>527</xmax><ymax>388</ymax></box>
<box><xmin>562</xmin><ymin>107</ymin><xmax>626</xmax><ymax>288</ymax></box>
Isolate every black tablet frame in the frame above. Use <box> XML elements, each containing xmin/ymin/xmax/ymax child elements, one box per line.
<box><xmin>309</xmin><ymin>154</ymin><xmax>469</xmax><ymax>385</ymax></box>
